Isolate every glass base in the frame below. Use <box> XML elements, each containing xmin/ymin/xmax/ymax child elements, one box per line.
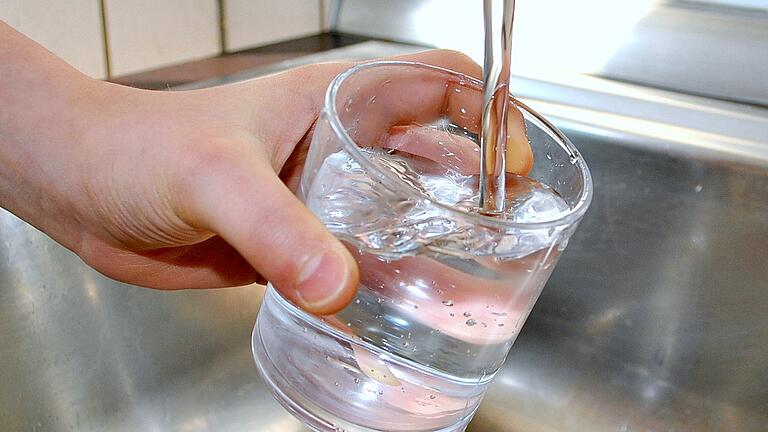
<box><xmin>252</xmin><ymin>286</ymin><xmax>481</xmax><ymax>432</ymax></box>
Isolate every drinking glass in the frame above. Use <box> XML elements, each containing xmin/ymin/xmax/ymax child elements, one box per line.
<box><xmin>253</xmin><ymin>61</ymin><xmax>592</xmax><ymax>432</ymax></box>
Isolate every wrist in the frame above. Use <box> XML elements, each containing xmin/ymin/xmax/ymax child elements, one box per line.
<box><xmin>0</xmin><ymin>61</ymin><xmax>107</xmax><ymax>249</ymax></box>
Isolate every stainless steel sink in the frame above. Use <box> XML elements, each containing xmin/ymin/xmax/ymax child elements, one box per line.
<box><xmin>2</xmin><ymin>42</ymin><xmax>766</xmax><ymax>431</ymax></box>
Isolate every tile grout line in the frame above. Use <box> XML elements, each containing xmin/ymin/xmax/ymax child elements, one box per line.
<box><xmin>98</xmin><ymin>0</ymin><xmax>112</xmax><ymax>79</ymax></box>
<box><xmin>319</xmin><ymin>0</ymin><xmax>326</xmax><ymax>32</ymax></box>
<box><xmin>218</xmin><ymin>0</ymin><xmax>228</xmax><ymax>54</ymax></box>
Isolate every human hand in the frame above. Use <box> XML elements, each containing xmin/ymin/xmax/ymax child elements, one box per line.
<box><xmin>0</xmin><ymin>27</ymin><xmax>488</xmax><ymax>315</ymax></box>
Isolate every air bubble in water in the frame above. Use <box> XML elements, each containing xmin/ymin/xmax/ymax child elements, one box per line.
<box><xmin>442</xmin><ymin>300</ymin><xmax>454</xmax><ymax>306</ymax></box>
<box><xmin>466</xmin><ymin>319</ymin><xmax>477</xmax><ymax>326</ymax></box>
<box><xmin>463</xmin><ymin>311</ymin><xmax>472</xmax><ymax>317</ymax></box>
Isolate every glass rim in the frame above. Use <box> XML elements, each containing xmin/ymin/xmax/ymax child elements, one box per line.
<box><xmin>324</xmin><ymin>60</ymin><xmax>593</xmax><ymax>231</ymax></box>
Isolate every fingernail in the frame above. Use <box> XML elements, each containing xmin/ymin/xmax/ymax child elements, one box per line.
<box><xmin>295</xmin><ymin>247</ymin><xmax>351</xmax><ymax>312</ymax></box>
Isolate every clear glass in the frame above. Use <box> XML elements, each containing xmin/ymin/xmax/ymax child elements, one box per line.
<box><xmin>253</xmin><ymin>61</ymin><xmax>592</xmax><ymax>432</ymax></box>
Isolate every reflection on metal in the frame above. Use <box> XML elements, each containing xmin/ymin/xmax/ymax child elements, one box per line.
<box><xmin>1</xmin><ymin>42</ymin><xmax>767</xmax><ymax>431</ymax></box>
<box><xmin>682</xmin><ymin>0</ymin><xmax>768</xmax><ymax>12</ymax></box>
<box><xmin>335</xmin><ymin>0</ymin><xmax>768</xmax><ymax>106</ymax></box>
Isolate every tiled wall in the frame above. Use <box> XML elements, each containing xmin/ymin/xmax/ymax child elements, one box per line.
<box><xmin>0</xmin><ymin>0</ymin><xmax>326</xmax><ymax>79</ymax></box>
<box><xmin>0</xmin><ymin>0</ymin><xmax>107</xmax><ymax>78</ymax></box>
<box><xmin>225</xmin><ymin>0</ymin><xmax>322</xmax><ymax>52</ymax></box>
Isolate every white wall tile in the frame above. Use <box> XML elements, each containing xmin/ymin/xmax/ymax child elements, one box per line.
<box><xmin>105</xmin><ymin>0</ymin><xmax>220</xmax><ymax>76</ymax></box>
<box><xmin>224</xmin><ymin>0</ymin><xmax>321</xmax><ymax>52</ymax></box>
<box><xmin>0</xmin><ymin>0</ymin><xmax>107</xmax><ymax>78</ymax></box>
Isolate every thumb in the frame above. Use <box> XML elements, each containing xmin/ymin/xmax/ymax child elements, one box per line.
<box><xmin>184</xmin><ymin>150</ymin><xmax>359</xmax><ymax>315</ymax></box>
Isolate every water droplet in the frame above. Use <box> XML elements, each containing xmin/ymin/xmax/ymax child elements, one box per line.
<box><xmin>460</xmin><ymin>108</ymin><xmax>467</xmax><ymax>114</ymax></box>
<box><xmin>354</xmin><ymin>299</ymin><xmax>361</xmax><ymax>304</ymax></box>
<box><xmin>367</xmin><ymin>95</ymin><xmax>377</xmax><ymax>105</ymax></box>
<box><xmin>459</xmin><ymin>79</ymin><xmax>466</xmax><ymax>85</ymax></box>
<box><xmin>454</xmin><ymin>88</ymin><xmax>461</xmax><ymax>93</ymax></box>
<box><xmin>429</xmin><ymin>394</ymin><xmax>437</xmax><ymax>400</ymax></box>
<box><xmin>378</xmin><ymin>390</ymin><xmax>384</xmax><ymax>395</ymax></box>
<box><xmin>403</xmin><ymin>342</ymin><xmax>409</xmax><ymax>348</ymax></box>
<box><xmin>466</xmin><ymin>319</ymin><xmax>477</xmax><ymax>326</ymax></box>
<box><xmin>449</xmin><ymin>313</ymin><xmax>455</xmax><ymax>317</ymax></box>
<box><xmin>344</xmin><ymin>99</ymin><xmax>353</xmax><ymax>112</ymax></box>
<box><xmin>695</xmin><ymin>184</ymin><xmax>703</xmax><ymax>193</ymax></box>
<box><xmin>463</xmin><ymin>311</ymin><xmax>472</xmax><ymax>317</ymax></box>
<box><xmin>491</xmin><ymin>311</ymin><xmax>508</xmax><ymax>317</ymax></box>
<box><xmin>376</xmin><ymin>297</ymin><xmax>383</xmax><ymax>304</ymax></box>
<box><xmin>498</xmin><ymin>323</ymin><xmax>505</xmax><ymax>327</ymax></box>
<box><xmin>569</xmin><ymin>154</ymin><xmax>579</xmax><ymax>164</ymax></box>
<box><xmin>546</xmin><ymin>152</ymin><xmax>552</xmax><ymax>160</ymax></box>
<box><xmin>442</xmin><ymin>300</ymin><xmax>454</xmax><ymax>306</ymax></box>
<box><xmin>354</xmin><ymin>378</ymin><xmax>360</xmax><ymax>384</ymax></box>
<box><xmin>394</xmin><ymin>269</ymin><xmax>401</xmax><ymax>274</ymax></box>
<box><xmin>346</xmin><ymin>322</ymin><xmax>352</xmax><ymax>327</ymax></box>
<box><xmin>302</xmin><ymin>327</ymin><xmax>308</xmax><ymax>333</ymax></box>
<box><xmin>413</xmin><ymin>304</ymin><xmax>419</xmax><ymax>309</ymax></box>
<box><xmin>334</xmin><ymin>381</ymin><xmax>339</xmax><ymax>387</ymax></box>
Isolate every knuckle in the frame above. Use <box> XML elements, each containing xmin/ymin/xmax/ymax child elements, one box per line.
<box><xmin>415</xmin><ymin>49</ymin><xmax>482</xmax><ymax>77</ymax></box>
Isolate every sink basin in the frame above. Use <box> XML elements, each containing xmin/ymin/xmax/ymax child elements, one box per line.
<box><xmin>1</xmin><ymin>42</ymin><xmax>766</xmax><ymax>431</ymax></box>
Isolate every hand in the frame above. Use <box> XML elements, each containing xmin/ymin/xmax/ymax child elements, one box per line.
<box><xmin>0</xmin><ymin>21</ymin><xmax>486</xmax><ymax>315</ymax></box>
